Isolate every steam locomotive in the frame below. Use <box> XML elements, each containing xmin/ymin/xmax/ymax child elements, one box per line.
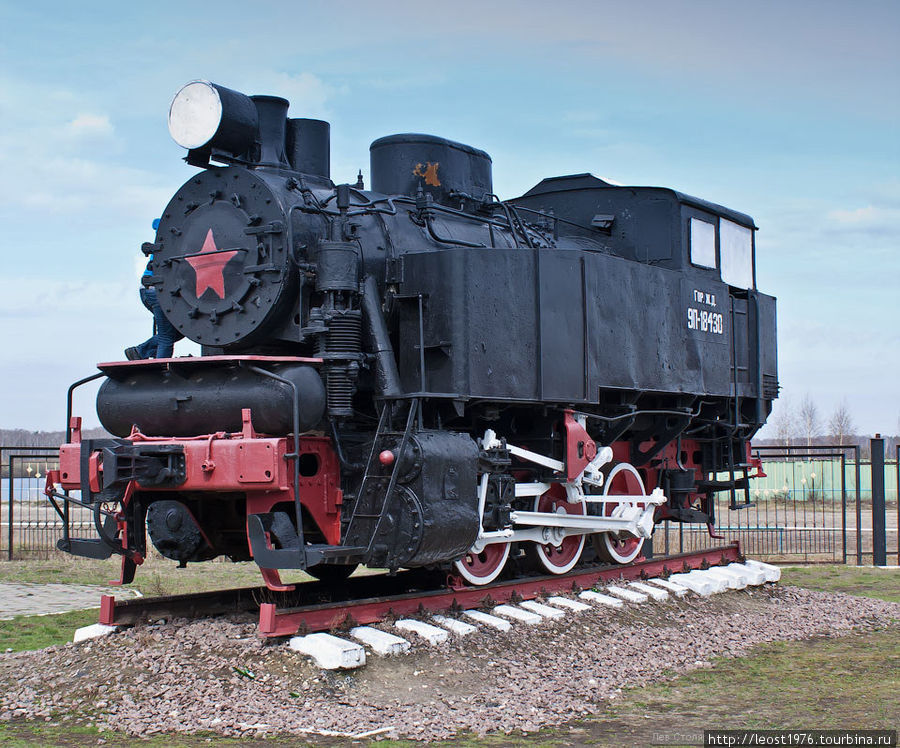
<box><xmin>46</xmin><ymin>80</ymin><xmax>778</xmax><ymax>589</ymax></box>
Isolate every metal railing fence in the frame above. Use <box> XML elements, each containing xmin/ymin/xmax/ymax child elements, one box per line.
<box><xmin>651</xmin><ymin>443</ymin><xmax>898</xmax><ymax>564</ymax></box>
<box><xmin>2</xmin><ymin>442</ymin><xmax>897</xmax><ymax>563</ymax></box>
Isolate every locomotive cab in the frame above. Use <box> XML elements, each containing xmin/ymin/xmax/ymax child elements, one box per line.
<box><xmin>512</xmin><ymin>173</ymin><xmax>778</xmax><ymax>414</ymax></box>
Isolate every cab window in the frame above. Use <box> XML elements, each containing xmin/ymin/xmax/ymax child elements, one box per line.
<box><xmin>720</xmin><ymin>219</ymin><xmax>754</xmax><ymax>289</ymax></box>
<box><xmin>690</xmin><ymin>218</ymin><xmax>716</xmax><ymax>269</ymax></box>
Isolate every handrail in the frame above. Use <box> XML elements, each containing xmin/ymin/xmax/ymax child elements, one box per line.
<box><xmin>366</xmin><ymin>399</ymin><xmax>420</xmax><ymax>560</ymax></box>
<box><xmin>66</xmin><ymin>372</ymin><xmax>105</xmax><ymax>442</ymax></box>
<box><xmin>245</xmin><ymin>364</ymin><xmax>305</xmax><ymax>568</ymax></box>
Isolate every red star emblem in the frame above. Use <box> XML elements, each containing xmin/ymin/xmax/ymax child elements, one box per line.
<box><xmin>186</xmin><ymin>229</ymin><xmax>239</xmax><ymax>299</ymax></box>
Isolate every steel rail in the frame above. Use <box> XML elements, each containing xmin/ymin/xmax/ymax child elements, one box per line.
<box><xmin>257</xmin><ymin>543</ymin><xmax>742</xmax><ymax>637</ymax></box>
<box><xmin>96</xmin><ymin>543</ymin><xmax>742</xmax><ymax>637</ymax></box>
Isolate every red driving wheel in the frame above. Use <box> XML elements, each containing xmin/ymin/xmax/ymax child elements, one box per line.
<box><xmin>593</xmin><ymin>462</ymin><xmax>647</xmax><ymax>564</ymax></box>
<box><xmin>527</xmin><ymin>483</ymin><xmax>587</xmax><ymax>574</ymax></box>
<box><xmin>453</xmin><ymin>542</ymin><xmax>511</xmax><ymax>585</ymax></box>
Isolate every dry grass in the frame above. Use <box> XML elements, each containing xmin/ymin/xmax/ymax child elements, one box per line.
<box><xmin>0</xmin><ymin>552</ymin><xmax>317</xmax><ymax>596</ymax></box>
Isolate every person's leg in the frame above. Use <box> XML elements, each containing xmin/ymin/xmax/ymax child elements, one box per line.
<box><xmin>127</xmin><ymin>288</ymin><xmax>160</xmax><ymax>358</ymax></box>
<box><xmin>139</xmin><ymin>287</ymin><xmax>155</xmax><ymax>313</ymax></box>
<box><xmin>148</xmin><ymin>291</ymin><xmax>179</xmax><ymax>358</ymax></box>
<box><xmin>134</xmin><ymin>336</ymin><xmax>158</xmax><ymax>359</ymax></box>
<box><xmin>154</xmin><ymin>322</ymin><xmax>175</xmax><ymax>358</ymax></box>
<box><xmin>136</xmin><ymin>288</ymin><xmax>163</xmax><ymax>357</ymax></box>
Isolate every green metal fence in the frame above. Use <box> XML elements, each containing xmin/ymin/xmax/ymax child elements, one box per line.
<box><xmin>652</xmin><ymin>444</ymin><xmax>898</xmax><ymax>564</ymax></box>
<box><xmin>749</xmin><ymin>458</ymin><xmax>897</xmax><ymax>503</ymax></box>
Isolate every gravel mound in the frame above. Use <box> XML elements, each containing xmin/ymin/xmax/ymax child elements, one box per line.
<box><xmin>1</xmin><ymin>585</ymin><xmax>897</xmax><ymax>740</ymax></box>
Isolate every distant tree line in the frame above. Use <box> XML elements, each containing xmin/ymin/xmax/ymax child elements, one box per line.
<box><xmin>0</xmin><ymin>427</ymin><xmax>110</xmax><ymax>476</ymax></box>
<box><xmin>758</xmin><ymin>394</ymin><xmax>900</xmax><ymax>458</ymax></box>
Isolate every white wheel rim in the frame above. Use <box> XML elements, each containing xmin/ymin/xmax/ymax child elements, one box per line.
<box><xmin>453</xmin><ymin>542</ymin><xmax>511</xmax><ymax>585</ymax></box>
<box><xmin>532</xmin><ymin>493</ymin><xmax>587</xmax><ymax>575</ymax></box>
<box><xmin>598</xmin><ymin>462</ymin><xmax>646</xmax><ymax>564</ymax></box>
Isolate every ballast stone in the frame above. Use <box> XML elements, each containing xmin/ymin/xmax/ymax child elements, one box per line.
<box><xmin>628</xmin><ymin>581</ymin><xmax>668</xmax><ymax>601</ymax></box>
<box><xmin>349</xmin><ymin>626</ymin><xmax>410</xmax><ymax>656</ymax></box>
<box><xmin>606</xmin><ymin>585</ymin><xmax>649</xmax><ymax>603</ymax></box>
<box><xmin>578</xmin><ymin>590</ymin><xmax>625</xmax><ymax>608</ymax></box>
<box><xmin>519</xmin><ymin>600</ymin><xmax>566</xmax><ymax>619</ymax></box>
<box><xmin>547</xmin><ymin>596</ymin><xmax>592</xmax><ymax>612</ymax></box>
<box><xmin>289</xmin><ymin>633</ymin><xmax>366</xmax><ymax>670</ymax></box>
<box><xmin>432</xmin><ymin>615</ymin><xmax>477</xmax><ymax>636</ymax></box>
<box><xmin>646</xmin><ymin>577</ymin><xmax>689</xmax><ymax>597</ymax></box>
<box><xmin>462</xmin><ymin>609</ymin><xmax>512</xmax><ymax>631</ymax></box>
<box><xmin>395</xmin><ymin>619</ymin><xmax>449</xmax><ymax>644</ymax></box>
<box><xmin>73</xmin><ymin>623</ymin><xmax>118</xmax><ymax>643</ymax></box>
<box><xmin>493</xmin><ymin>604</ymin><xmax>542</xmax><ymax>625</ymax></box>
<box><xmin>744</xmin><ymin>558</ymin><xmax>782</xmax><ymax>582</ymax></box>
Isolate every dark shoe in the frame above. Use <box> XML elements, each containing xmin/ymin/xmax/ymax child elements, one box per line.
<box><xmin>124</xmin><ymin>347</ymin><xmax>141</xmax><ymax>361</ymax></box>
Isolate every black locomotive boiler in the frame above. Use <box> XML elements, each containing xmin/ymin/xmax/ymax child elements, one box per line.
<box><xmin>47</xmin><ymin>80</ymin><xmax>778</xmax><ymax>588</ymax></box>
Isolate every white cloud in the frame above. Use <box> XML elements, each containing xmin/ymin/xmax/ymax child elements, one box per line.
<box><xmin>828</xmin><ymin>205</ymin><xmax>878</xmax><ymax>224</ymax></box>
<box><xmin>825</xmin><ymin>204</ymin><xmax>900</xmax><ymax>235</ymax></box>
<box><xmin>0</xmin><ymin>277</ymin><xmax>200</xmax><ymax>429</ymax></box>
<box><xmin>822</xmin><ymin>202</ymin><xmax>900</xmax><ymax>239</ymax></box>
<box><xmin>0</xmin><ymin>77</ymin><xmax>173</xmax><ymax>221</ymax></box>
<box><xmin>0</xmin><ymin>116</ymin><xmax>171</xmax><ymax>220</ymax></box>
<box><xmin>274</xmin><ymin>72</ymin><xmax>333</xmax><ymax>115</ymax></box>
<box><xmin>232</xmin><ymin>71</ymin><xmax>335</xmax><ymax>119</ymax></box>
<box><xmin>311</xmin><ymin>1</ymin><xmax>899</xmax><ymax>119</ymax></box>
<box><xmin>6</xmin><ymin>155</ymin><xmax>172</xmax><ymax>217</ymax></box>
<box><xmin>66</xmin><ymin>113</ymin><xmax>113</xmax><ymax>137</ymax></box>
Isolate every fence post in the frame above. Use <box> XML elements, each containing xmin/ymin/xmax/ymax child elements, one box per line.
<box><xmin>855</xmin><ymin>445</ymin><xmax>862</xmax><ymax>565</ymax></box>
<box><xmin>840</xmin><ymin>451</ymin><xmax>847</xmax><ymax>564</ymax></box>
<box><xmin>7</xmin><ymin>460</ymin><xmax>13</xmax><ymax>561</ymax></box>
<box><xmin>871</xmin><ymin>436</ymin><xmax>886</xmax><ymax>566</ymax></box>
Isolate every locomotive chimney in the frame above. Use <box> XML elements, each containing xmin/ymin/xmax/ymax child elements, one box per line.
<box><xmin>250</xmin><ymin>95</ymin><xmax>290</xmax><ymax>168</ymax></box>
<box><xmin>286</xmin><ymin>118</ymin><xmax>330</xmax><ymax>178</ymax></box>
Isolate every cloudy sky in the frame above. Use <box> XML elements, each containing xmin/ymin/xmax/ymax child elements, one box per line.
<box><xmin>1</xmin><ymin>0</ymin><xmax>897</xmax><ymax>436</ymax></box>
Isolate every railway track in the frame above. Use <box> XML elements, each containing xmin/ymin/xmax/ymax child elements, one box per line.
<box><xmin>97</xmin><ymin>544</ymin><xmax>742</xmax><ymax>637</ymax></box>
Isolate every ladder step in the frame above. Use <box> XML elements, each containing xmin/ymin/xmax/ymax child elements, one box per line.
<box><xmin>306</xmin><ymin>544</ymin><xmax>367</xmax><ymax>558</ymax></box>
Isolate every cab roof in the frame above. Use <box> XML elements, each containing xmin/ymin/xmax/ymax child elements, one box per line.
<box><xmin>520</xmin><ymin>173</ymin><xmax>757</xmax><ymax>230</ymax></box>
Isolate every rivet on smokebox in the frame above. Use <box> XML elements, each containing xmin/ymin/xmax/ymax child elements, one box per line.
<box><xmin>379</xmin><ymin>450</ymin><xmax>395</xmax><ymax>466</ymax></box>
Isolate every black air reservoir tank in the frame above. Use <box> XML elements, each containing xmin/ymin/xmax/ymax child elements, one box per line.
<box><xmin>96</xmin><ymin>362</ymin><xmax>326</xmax><ymax>437</ymax></box>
